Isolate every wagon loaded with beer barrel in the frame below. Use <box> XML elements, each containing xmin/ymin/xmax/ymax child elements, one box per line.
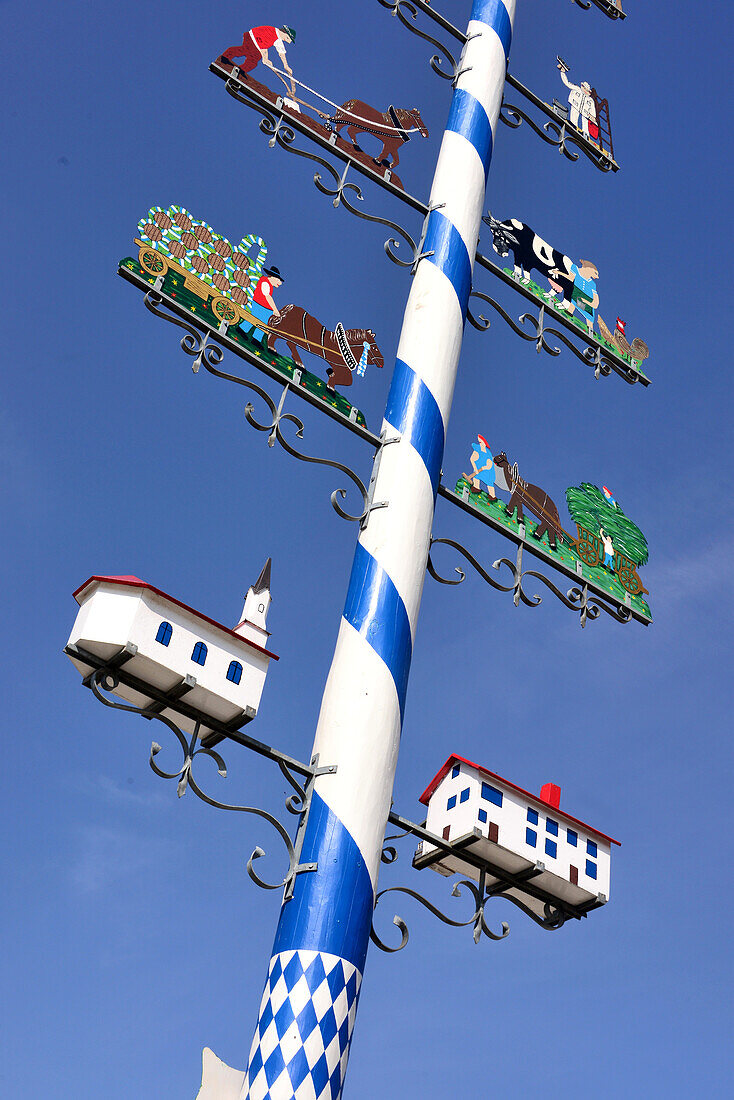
<box><xmin>122</xmin><ymin>205</ymin><xmax>385</xmax><ymax>428</ymax></box>
<box><xmin>135</xmin><ymin>205</ymin><xmax>268</xmax><ymax>330</ymax></box>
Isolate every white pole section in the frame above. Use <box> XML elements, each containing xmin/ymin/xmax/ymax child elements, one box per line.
<box><xmin>241</xmin><ymin>3</ymin><xmax>516</xmax><ymax>1097</ymax></box>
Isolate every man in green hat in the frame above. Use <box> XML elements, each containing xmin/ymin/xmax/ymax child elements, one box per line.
<box><xmin>222</xmin><ymin>24</ymin><xmax>296</xmax><ymax>79</ymax></box>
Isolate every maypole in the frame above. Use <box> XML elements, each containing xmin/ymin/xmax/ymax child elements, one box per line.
<box><xmin>241</xmin><ymin>3</ymin><xmax>516</xmax><ymax>1096</ymax></box>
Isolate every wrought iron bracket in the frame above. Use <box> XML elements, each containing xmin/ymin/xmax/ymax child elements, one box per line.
<box><xmin>66</xmin><ymin>642</ymin><xmax>336</xmax><ymax>901</ymax></box>
<box><xmin>572</xmin><ymin>0</ymin><xmax>626</xmax><ymax>20</ymax></box>
<box><xmin>376</xmin><ymin>0</ymin><xmax>467</xmax><ymax>83</ymax></box>
<box><xmin>430</xmin><ymin>483</ymin><xmax>646</xmax><ymax>626</ymax></box>
<box><xmin>131</xmin><ymin>284</ymin><xmax>387</xmax><ymax>526</ymax></box>
<box><xmin>369</xmin><ymin>809</ymin><xmax>600</xmax><ymax>952</ymax></box>
<box><xmin>472</xmin><ymin>247</ymin><xmax>650</xmax><ymax>386</ymax></box>
<box><xmin>501</xmin><ymin>73</ymin><xmax>619</xmax><ymax>173</ymax></box>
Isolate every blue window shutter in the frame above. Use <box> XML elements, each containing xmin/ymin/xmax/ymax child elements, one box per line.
<box><xmin>567</xmin><ymin>829</ymin><xmax>578</xmax><ymax>846</ymax></box>
<box><xmin>527</xmin><ymin>808</ymin><xmax>538</xmax><ymax>825</ymax></box>
<box><xmin>460</xmin><ymin>787</ymin><xmax>470</xmax><ymax>804</ymax></box>
<box><xmin>545</xmin><ymin>838</ymin><xmax>557</xmax><ymax>859</ymax></box>
<box><xmin>587</xmin><ymin>839</ymin><xmax>598</xmax><ymax>857</ymax></box>
<box><xmin>586</xmin><ymin>860</ymin><xmax>597</xmax><ymax>880</ymax></box>
<box><xmin>226</xmin><ymin>660</ymin><xmax>243</xmax><ymax>685</ymax></box>
<box><xmin>452</xmin><ymin>764</ymin><xmax>460</xmax><ymax>778</ymax></box>
<box><xmin>155</xmin><ymin>621</ymin><xmax>172</xmax><ymax>646</ymax></box>
<box><xmin>478</xmin><ymin>808</ymin><xmax>487</xmax><ymax>824</ymax></box>
<box><xmin>546</xmin><ymin>818</ymin><xmax>559</xmax><ymax>836</ymax></box>
<box><xmin>481</xmin><ymin>783</ymin><xmax>503</xmax><ymax>807</ymax></box>
<box><xmin>447</xmin><ymin>795</ymin><xmax>457</xmax><ymax>810</ymax></box>
<box><xmin>526</xmin><ymin>828</ymin><xmax>537</xmax><ymax>848</ymax></box>
<box><xmin>191</xmin><ymin>641</ymin><xmax>208</xmax><ymax>666</ymax></box>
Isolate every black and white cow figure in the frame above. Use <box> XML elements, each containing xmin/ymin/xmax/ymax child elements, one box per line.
<box><xmin>482</xmin><ymin>212</ymin><xmax>577</xmax><ymax>311</ymax></box>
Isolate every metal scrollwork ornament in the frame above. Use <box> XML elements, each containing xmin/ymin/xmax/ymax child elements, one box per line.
<box><xmin>88</xmin><ymin>668</ymin><xmax>302</xmax><ymax>893</ymax></box>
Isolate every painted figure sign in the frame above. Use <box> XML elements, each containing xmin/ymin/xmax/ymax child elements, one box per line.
<box><xmin>124</xmin><ymin>205</ymin><xmax>383</xmax><ymax>425</ymax></box>
<box><xmin>458</xmin><ymin>441</ymin><xmax>650</xmax><ymax>619</ymax></box>
<box><xmin>554</xmin><ymin>57</ymin><xmax>614</xmax><ymax>161</ymax></box>
<box><xmin>212</xmin><ymin>22</ymin><xmax>429</xmax><ymax>189</ymax></box>
<box><xmin>483</xmin><ymin>212</ymin><xmax>650</xmax><ymax>368</ymax></box>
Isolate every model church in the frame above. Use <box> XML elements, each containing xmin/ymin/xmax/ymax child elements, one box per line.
<box><xmin>66</xmin><ymin>561</ymin><xmax>277</xmax><ymax>741</ymax></box>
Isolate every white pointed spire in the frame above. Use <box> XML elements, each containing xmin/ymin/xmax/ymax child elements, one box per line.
<box><xmin>235</xmin><ymin>558</ymin><xmax>272</xmax><ymax>647</ymax></box>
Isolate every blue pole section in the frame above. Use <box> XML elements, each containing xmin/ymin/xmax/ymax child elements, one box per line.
<box><xmin>241</xmin><ymin>3</ymin><xmax>516</xmax><ymax>1096</ymax></box>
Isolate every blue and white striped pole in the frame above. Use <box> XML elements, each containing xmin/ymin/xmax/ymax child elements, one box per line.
<box><xmin>242</xmin><ymin>3</ymin><xmax>516</xmax><ymax>1096</ymax></box>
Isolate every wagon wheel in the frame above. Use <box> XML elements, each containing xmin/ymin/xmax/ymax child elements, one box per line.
<box><xmin>574</xmin><ymin>525</ymin><xmax>600</xmax><ymax>568</ymax></box>
<box><xmin>210</xmin><ymin>295</ymin><xmax>241</xmax><ymax>326</ymax></box>
<box><xmin>138</xmin><ymin>246</ymin><xmax>168</xmax><ymax>278</ymax></box>
<box><xmin>616</xmin><ymin>557</ymin><xmax>643</xmax><ymax>596</ymax></box>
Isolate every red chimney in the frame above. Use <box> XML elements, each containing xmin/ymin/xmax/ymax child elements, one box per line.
<box><xmin>540</xmin><ymin>783</ymin><xmax>561</xmax><ymax>809</ymax></box>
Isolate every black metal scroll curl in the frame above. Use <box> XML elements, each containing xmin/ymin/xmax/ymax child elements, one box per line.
<box><xmin>500</xmin><ymin>101</ymin><xmax>615</xmax><ymax>174</ymax></box>
<box><xmin>142</xmin><ymin>291</ymin><xmax>381</xmax><ymax>527</ymax></box>
<box><xmin>428</xmin><ymin>536</ymin><xmax>633</xmax><ymax>627</ymax></box>
<box><xmin>500</xmin><ymin>101</ymin><xmax>581</xmax><ymax>163</ymax></box>
<box><xmin>376</xmin><ymin>0</ymin><xmax>465</xmax><ymax>82</ymax></box>
<box><xmin>88</xmin><ymin>668</ymin><xmax>301</xmax><ymax>892</ymax></box>
<box><xmin>466</xmin><ymin>291</ymin><xmax>633</xmax><ymax>382</ymax></box>
<box><xmin>240</xmin><ymin>387</ymin><xmax>374</xmax><ymax>526</ymax></box>
<box><xmin>571</xmin><ymin>0</ymin><xmax>626</xmax><ymax>21</ymax></box>
<box><xmin>370</xmin><ymin>879</ymin><xmax>510</xmax><ymax>952</ymax></box>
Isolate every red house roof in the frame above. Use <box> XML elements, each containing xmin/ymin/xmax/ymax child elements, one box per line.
<box><xmin>419</xmin><ymin>754</ymin><xmax>620</xmax><ymax>846</ymax></box>
<box><xmin>72</xmin><ymin>575</ymin><xmax>279</xmax><ymax>661</ymax></box>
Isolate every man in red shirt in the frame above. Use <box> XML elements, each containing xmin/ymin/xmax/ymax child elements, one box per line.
<box><xmin>246</xmin><ymin>266</ymin><xmax>284</xmax><ymax>348</ymax></box>
<box><xmin>222</xmin><ymin>25</ymin><xmax>296</xmax><ymax>77</ymax></box>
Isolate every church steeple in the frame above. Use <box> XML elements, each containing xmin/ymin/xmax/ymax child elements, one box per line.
<box><xmin>235</xmin><ymin>559</ymin><xmax>272</xmax><ymax>647</ymax></box>
<box><xmin>252</xmin><ymin>557</ymin><xmax>271</xmax><ymax>595</ymax></box>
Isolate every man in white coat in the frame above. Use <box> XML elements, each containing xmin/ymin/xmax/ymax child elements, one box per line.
<box><xmin>558</xmin><ymin>61</ymin><xmax>597</xmax><ymax>137</ymax></box>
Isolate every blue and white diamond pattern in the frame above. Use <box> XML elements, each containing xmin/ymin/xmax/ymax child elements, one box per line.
<box><xmin>243</xmin><ymin>950</ymin><xmax>362</xmax><ymax>1100</ymax></box>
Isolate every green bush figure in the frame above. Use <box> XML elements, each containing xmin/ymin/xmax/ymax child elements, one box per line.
<box><xmin>566</xmin><ymin>483</ymin><xmax>648</xmax><ymax>567</ymax></box>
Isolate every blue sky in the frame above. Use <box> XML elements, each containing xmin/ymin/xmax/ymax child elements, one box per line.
<box><xmin>2</xmin><ymin>1</ymin><xmax>733</xmax><ymax>1096</ymax></box>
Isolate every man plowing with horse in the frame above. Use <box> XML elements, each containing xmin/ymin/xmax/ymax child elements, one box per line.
<box><xmin>222</xmin><ymin>24</ymin><xmax>296</xmax><ymax>80</ymax></box>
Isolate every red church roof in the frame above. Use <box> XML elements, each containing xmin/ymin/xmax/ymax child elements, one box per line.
<box><xmin>419</xmin><ymin>754</ymin><xmax>619</xmax><ymax>846</ymax></box>
<box><xmin>72</xmin><ymin>575</ymin><xmax>279</xmax><ymax>661</ymax></box>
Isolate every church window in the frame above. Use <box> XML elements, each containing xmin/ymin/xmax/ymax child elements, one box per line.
<box><xmin>226</xmin><ymin>661</ymin><xmax>243</xmax><ymax>685</ymax></box>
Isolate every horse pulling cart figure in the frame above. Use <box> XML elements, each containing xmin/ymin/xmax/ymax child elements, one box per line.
<box><xmin>125</xmin><ymin>205</ymin><xmax>384</xmax><ymax>426</ymax></box>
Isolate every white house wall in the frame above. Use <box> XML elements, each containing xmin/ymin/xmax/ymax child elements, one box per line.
<box><xmin>424</xmin><ymin>763</ymin><xmax>611</xmax><ymax>900</ymax></box>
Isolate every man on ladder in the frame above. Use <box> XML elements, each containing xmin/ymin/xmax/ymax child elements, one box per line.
<box><xmin>222</xmin><ymin>24</ymin><xmax>296</xmax><ymax>80</ymax></box>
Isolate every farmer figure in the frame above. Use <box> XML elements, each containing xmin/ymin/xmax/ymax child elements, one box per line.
<box><xmin>222</xmin><ymin>24</ymin><xmax>296</xmax><ymax>78</ymax></box>
<box><xmin>600</xmin><ymin>527</ymin><xmax>615</xmax><ymax>571</ymax></box>
<box><xmin>246</xmin><ymin>266</ymin><xmax>284</xmax><ymax>348</ymax></box>
<box><xmin>551</xmin><ymin>259</ymin><xmax>599</xmax><ymax>333</ymax></box>
<box><xmin>466</xmin><ymin>435</ymin><xmax>497</xmax><ymax>501</ymax></box>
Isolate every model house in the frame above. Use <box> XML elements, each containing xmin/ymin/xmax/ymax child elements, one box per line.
<box><xmin>413</xmin><ymin>754</ymin><xmax>619</xmax><ymax>917</ymax></box>
<box><xmin>66</xmin><ymin>562</ymin><xmax>277</xmax><ymax>740</ymax></box>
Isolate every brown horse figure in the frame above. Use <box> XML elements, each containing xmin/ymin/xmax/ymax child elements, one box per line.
<box><xmin>266</xmin><ymin>304</ymin><xmax>384</xmax><ymax>391</ymax></box>
<box><xmin>493</xmin><ymin>452</ymin><xmax>565</xmax><ymax>550</ymax></box>
<box><xmin>326</xmin><ymin>101</ymin><xmax>429</xmax><ymax>169</ymax></box>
